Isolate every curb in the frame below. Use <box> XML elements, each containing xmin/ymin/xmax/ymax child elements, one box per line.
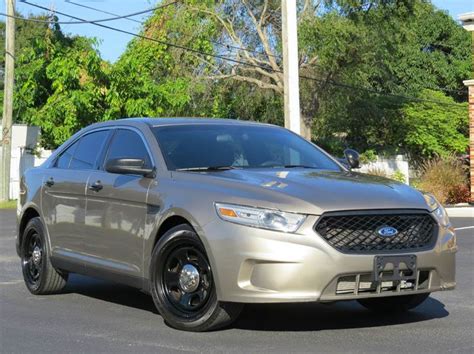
<box><xmin>445</xmin><ymin>207</ymin><xmax>474</xmax><ymax>218</ymax></box>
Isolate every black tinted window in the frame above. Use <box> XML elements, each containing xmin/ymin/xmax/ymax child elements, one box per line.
<box><xmin>152</xmin><ymin>125</ymin><xmax>341</xmax><ymax>171</ymax></box>
<box><xmin>69</xmin><ymin>130</ymin><xmax>109</xmax><ymax>170</ymax></box>
<box><xmin>55</xmin><ymin>141</ymin><xmax>78</xmax><ymax>169</ymax></box>
<box><xmin>106</xmin><ymin>129</ymin><xmax>151</xmax><ymax>167</ymax></box>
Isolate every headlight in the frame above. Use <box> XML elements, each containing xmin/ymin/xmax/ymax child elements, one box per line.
<box><xmin>215</xmin><ymin>203</ymin><xmax>306</xmax><ymax>233</ymax></box>
<box><xmin>423</xmin><ymin>193</ymin><xmax>439</xmax><ymax>211</ymax></box>
<box><xmin>423</xmin><ymin>193</ymin><xmax>450</xmax><ymax>227</ymax></box>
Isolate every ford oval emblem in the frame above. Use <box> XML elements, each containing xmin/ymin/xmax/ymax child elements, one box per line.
<box><xmin>377</xmin><ymin>226</ymin><xmax>398</xmax><ymax>237</ymax></box>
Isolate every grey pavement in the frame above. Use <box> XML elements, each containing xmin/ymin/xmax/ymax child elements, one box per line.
<box><xmin>1</xmin><ymin>209</ymin><xmax>473</xmax><ymax>353</ymax></box>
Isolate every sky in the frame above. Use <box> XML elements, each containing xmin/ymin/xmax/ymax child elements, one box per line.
<box><xmin>1</xmin><ymin>0</ymin><xmax>474</xmax><ymax>63</ymax></box>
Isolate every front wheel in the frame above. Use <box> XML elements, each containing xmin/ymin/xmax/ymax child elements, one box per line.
<box><xmin>150</xmin><ymin>224</ymin><xmax>243</xmax><ymax>331</ymax></box>
<box><xmin>357</xmin><ymin>293</ymin><xmax>430</xmax><ymax>312</ymax></box>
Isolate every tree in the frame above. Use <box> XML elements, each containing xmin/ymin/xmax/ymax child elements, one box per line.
<box><xmin>103</xmin><ymin>1</ymin><xmax>217</xmax><ymax>120</ymax></box>
<box><xmin>303</xmin><ymin>0</ymin><xmax>470</xmax><ymax>158</ymax></box>
<box><xmin>0</xmin><ymin>14</ymin><xmax>50</xmax><ymax>115</ymax></box>
<box><xmin>402</xmin><ymin>90</ymin><xmax>468</xmax><ymax>159</ymax></box>
<box><xmin>8</xmin><ymin>16</ymin><xmax>108</xmax><ymax>148</ymax></box>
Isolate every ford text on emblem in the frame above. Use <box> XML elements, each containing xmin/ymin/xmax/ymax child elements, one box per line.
<box><xmin>376</xmin><ymin>226</ymin><xmax>398</xmax><ymax>237</ymax></box>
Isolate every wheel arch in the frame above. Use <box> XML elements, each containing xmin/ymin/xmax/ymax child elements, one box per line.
<box><xmin>145</xmin><ymin>208</ymin><xmax>217</xmax><ymax>282</ymax></box>
<box><xmin>153</xmin><ymin>214</ymin><xmax>194</xmax><ymax>251</ymax></box>
<box><xmin>17</xmin><ymin>204</ymin><xmax>42</xmax><ymax>256</ymax></box>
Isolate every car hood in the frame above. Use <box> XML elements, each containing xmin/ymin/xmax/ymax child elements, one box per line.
<box><xmin>175</xmin><ymin>169</ymin><xmax>430</xmax><ymax>215</ymax></box>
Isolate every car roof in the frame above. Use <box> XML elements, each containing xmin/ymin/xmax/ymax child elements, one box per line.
<box><xmin>87</xmin><ymin>117</ymin><xmax>276</xmax><ymax>130</ymax></box>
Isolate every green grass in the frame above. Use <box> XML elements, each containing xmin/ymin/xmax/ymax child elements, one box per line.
<box><xmin>0</xmin><ymin>200</ymin><xmax>16</xmax><ymax>209</ymax></box>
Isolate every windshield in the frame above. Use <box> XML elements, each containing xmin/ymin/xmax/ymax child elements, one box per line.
<box><xmin>152</xmin><ymin>124</ymin><xmax>342</xmax><ymax>171</ymax></box>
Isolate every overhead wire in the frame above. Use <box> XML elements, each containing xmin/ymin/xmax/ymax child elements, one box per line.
<box><xmin>1</xmin><ymin>1</ymin><xmax>177</xmax><ymax>24</ymax></box>
<box><xmin>64</xmin><ymin>0</ymin><xmax>281</xmax><ymax>59</ymax></box>
<box><xmin>19</xmin><ymin>1</ymin><xmax>467</xmax><ymax>108</ymax></box>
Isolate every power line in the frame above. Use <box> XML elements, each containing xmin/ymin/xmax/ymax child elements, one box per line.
<box><xmin>21</xmin><ymin>1</ymin><xmax>465</xmax><ymax>108</ymax></box>
<box><xmin>9</xmin><ymin>0</ymin><xmax>467</xmax><ymax>97</ymax></box>
<box><xmin>61</xmin><ymin>0</ymin><xmax>467</xmax><ymax>97</ymax></box>
<box><xmin>65</xmin><ymin>0</ymin><xmax>280</xmax><ymax>59</ymax></box>
<box><xmin>21</xmin><ymin>1</ymin><xmax>269</xmax><ymax>68</ymax></box>
<box><xmin>64</xmin><ymin>0</ymin><xmax>148</xmax><ymax>24</ymax></box>
<box><xmin>1</xmin><ymin>1</ymin><xmax>177</xmax><ymax>24</ymax></box>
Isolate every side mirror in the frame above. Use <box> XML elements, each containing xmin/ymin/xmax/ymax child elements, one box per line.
<box><xmin>105</xmin><ymin>158</ymin><xmax>155</xmax><ymax>178</ymax></box>
<box><xmin>343</xmin><ymin>149</ymin><xmax>360</xmax><ymax>169</ymax></box>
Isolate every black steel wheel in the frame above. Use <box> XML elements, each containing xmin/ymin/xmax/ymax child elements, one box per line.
<box><xmin>162</xmin><ymin>245</ymin><xmax>213</xmax><ymax>314</ymax></box>
<box><xmin>150</xmin><ymin>224</ymin><xmax>243</xmax><ymax>331</ymax></box>
<box><xmin>20</xmin><ymin>217</ymin><xmax>68</xmax><ymax>294</ymax></box>
<box><xmin>22</xmin><ymin>230</ymin><xmax>43</xmax><ymax>288</ymax></box>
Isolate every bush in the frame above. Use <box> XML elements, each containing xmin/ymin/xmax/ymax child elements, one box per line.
<box><xmin>359</xmin><ymin>149</ymin><xmax>377</xmax><ymax>164</ymax></box>
<box><xmin>366</xmin><ymin>167</ymin><xmax>389</xmax><ymax>178</ymax></box>
<box><xmin>418</xmin><ymin>155</ymin><xmax>469</xmax><ymax>204</ymax></box>
<box><xmin>392</xmin><ymin>170</ymin><xmax>406</xmax><ymax>183</ymax></box>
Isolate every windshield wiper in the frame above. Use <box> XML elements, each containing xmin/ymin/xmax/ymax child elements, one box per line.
<box><xmin>271</xmin><ymin>165</ymin><xmax>317</xmax><ymax>169</ymax></box>
<box><xmin>175</xmin><ymin>166</ymin><xmax>236</xmax><ymax>172</ymax></box>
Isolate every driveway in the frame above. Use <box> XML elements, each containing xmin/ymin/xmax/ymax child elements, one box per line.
<box><xmin>1</xmin><ymin>209</ymin><xmax>473</xmax><ymax>353</ymax></box>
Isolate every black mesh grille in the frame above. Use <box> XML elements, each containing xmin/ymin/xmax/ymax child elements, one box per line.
<box><xmin>314</xmin><ymin>211</ymin><xmax>437</xmax><ymax>254</ymax></box>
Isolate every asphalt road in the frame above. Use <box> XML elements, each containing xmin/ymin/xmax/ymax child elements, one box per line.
<box><xmin>1</xmin><ymin>209</ymin><xmax>473</xmax><ymax>353</ymax></box>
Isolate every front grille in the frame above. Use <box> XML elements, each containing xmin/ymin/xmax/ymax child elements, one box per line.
<box><xmin>314</xmin><ymin>211</ymin><xmax>437</xmax><ymax>254</ymax></box>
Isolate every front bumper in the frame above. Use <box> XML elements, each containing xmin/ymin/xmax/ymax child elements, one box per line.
<box><xmin>201</xmin><ymin>215</ymin><xmax>456</xmax><ymax>303</ymax></box>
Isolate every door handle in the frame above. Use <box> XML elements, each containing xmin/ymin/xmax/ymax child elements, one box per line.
<box><xmin>88</xmin><ymin>181</ymin><xmax>103</xmax><ymax>192</ymax></box>
<box><xmin>44</xmin><ymin>178</ymin><xmax>54</xmax><ymax>187</ymax></box>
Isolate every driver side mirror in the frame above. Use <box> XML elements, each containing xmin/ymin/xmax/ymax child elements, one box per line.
<box><xmin>105</xmin><ymin>158</ymin><xmax>155</xmax><ymax>178</ymax></box>
<box><xmin>343</xmin><ymin>149</ymin><xmax>360</xmax><ymax>169</ymax></box>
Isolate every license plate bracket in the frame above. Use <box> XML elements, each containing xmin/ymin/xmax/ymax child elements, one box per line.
<box><xmin>373</xmin><ymin>255</ymin><xmax>417</xmax><ymax>283</ymax></box>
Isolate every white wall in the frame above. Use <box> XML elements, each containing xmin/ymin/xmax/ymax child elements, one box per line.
<box><xmin>356</xmin><ymin>155</ymin><xmax>410</xmax><ymax>184</ymax></box>
<box><xmin>4</xmin><ymin>124</ymin><xmax>52</xmax><ymax>200</ymax></box>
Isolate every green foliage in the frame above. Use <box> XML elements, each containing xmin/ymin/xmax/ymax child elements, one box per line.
<box><xmin>391</xmin><ymin>170</ymin><xmax>406</xmax><ymax>183</ymax></box>
<box><xmin>5</xmin><ymin>16</ymin><xmax>108</xmax><ymax>148</ymax></box>
<box><xmin>359</xmin><ymin>149</ymin><xmax>377</xmax><ymax>164</ymax></box>
<box><xmin>1</xmin><ymin>0</ymin><xmax>470</xmax><ymax>158</ymax></box>
<box><xmin>402</xmin><ymin>90</ymin><xmax>468</xmax><ymax>159</ymax></box>
<box><xmin>308</xmin><ymin>0</ymin><xmax>470</xmax><ymax>158</ymax></box>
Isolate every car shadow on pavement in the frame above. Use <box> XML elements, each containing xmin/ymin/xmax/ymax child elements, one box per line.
<box><xmin>63</xmin><ymin>274</ymin><xmax>159</xmax><ymax>314</ymax></box>
<box><xmin>234</xmin><ymin>298</ymin><xmax>449</xmax><ymax>331</ymax></box>
<box><xmin>63</xmin><ymin>274</ymin><xmax>449</xmax><ymax>332</ymax></box>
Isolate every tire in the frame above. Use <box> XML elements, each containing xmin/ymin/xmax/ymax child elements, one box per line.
<box><xmin>150</xmin><ymin>224</ymin><xmax>243</xmax><ymax>332</ymax></box>
<box><xmin>20</xmin><ymin>217</ymin><xmax>68</xmax><ymax>294</ymax></box>
<box><xmin>357</xmin><ymin>293</ymin><xmax>430</xmax><ymax>312</ymax></box>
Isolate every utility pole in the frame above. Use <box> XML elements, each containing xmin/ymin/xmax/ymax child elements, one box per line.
<box><xmin>281</xmin><ymin>0</ymin><xmax>301</xmax><ymax>135</ymax></box>
<box><xmin>1</xmin><ymin>0</ymin><xmax>15</xmax><ymax>201</ymax></box>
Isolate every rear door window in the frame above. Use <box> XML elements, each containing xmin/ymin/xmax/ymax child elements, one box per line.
<box><xmin>68</xmin><ymin>130</ymin><xmax>110</xmax><ymax>170</ymax></box>
<box><xmin>55</xmin><ymin>141</ymin><xmax>78</xmax><ymax>169</ymax></box>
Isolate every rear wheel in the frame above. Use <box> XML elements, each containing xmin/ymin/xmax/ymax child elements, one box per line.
<box><xmin>20</xmin><ymin>217</ymin><xmax>68</xmax><ymax>294</ymax></box>
<box><xmin>150</xmin><ymin>224</ymin><xmax>243</xmax><ymax>331</ymax></box>
<box><xmin>357</xmin><ymin>293</ymin><xmax>430</xmax><ymax>312</ymax></box>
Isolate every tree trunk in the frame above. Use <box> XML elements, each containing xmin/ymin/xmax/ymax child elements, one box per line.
<box><xmin>300</xmin><ymin>115</ymin><xmax>312</xmax><ymax>141</ymax></box>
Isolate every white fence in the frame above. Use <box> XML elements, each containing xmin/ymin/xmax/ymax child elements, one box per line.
<box><xmin>356</xmin><ymin>155</ymin><xmax>410</xmax><ymax>184</ymax></box>
<box><xmin>1</xmin><ymin>124</ymin><xmax>52</xmax><ymax>200</ymax></box>
<box><xmin>8</xmin><ymin>147</ymin><xmax>52</xmax><ymax>200</ymax></box>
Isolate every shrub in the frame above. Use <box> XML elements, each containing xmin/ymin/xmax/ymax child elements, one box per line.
<box><xmin>366</xmin><ymin>167</ymin><xmax>389</xmax><ymax>178</ymax></box>
<box><xmin>359</xmin><ymin>150</ymin><xmax>377</xmax><ymax>164</ymax></box>
<box><xmin>392</xmin><ymin>170</ymin><xmax>406</xmax><ymax>183</ymax></box>
<box><xmin>418</xmin><ymin>155</ymin><xmax>469</xmax><ymax>204</ymax></box>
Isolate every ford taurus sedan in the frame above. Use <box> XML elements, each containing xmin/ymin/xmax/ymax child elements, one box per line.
<box><xmin>17</xmin><ymin>118</ymin><xmax>457</xmax><ymax>331</ymax></box>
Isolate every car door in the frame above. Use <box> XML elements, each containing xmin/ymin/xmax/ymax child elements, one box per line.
<box><xmin>42</xmin><ymin>129</ymin><xmax>111</xmax><ymax>265</ymax></box>
<box><xmin>84</xmin><ymin>128</ymin><xmax>154</xmax><ymax>283</ymax></box>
